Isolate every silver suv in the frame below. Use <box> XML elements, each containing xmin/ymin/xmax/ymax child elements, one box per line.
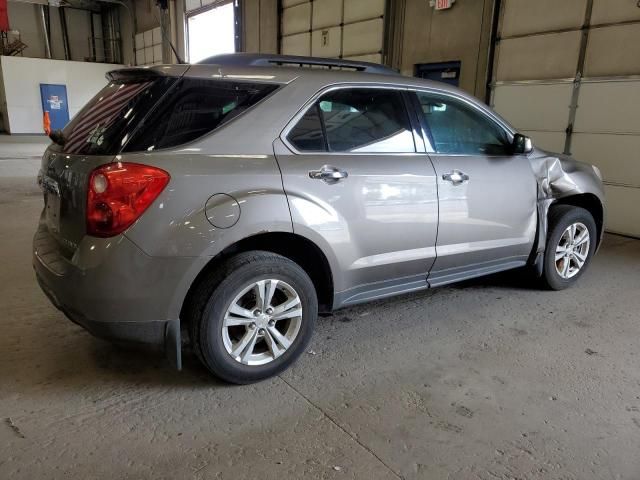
<box><xmin>33</xmin><ymin>54</ymin><xmax>605</xmax><ymax>384</ymax></box>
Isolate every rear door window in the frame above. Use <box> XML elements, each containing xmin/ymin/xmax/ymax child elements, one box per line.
<box><xmin>124</xmin><ymin>79</ymin><xmax>278</xmax><ymax>152</ymax></box>
<box><xmin>320</xmin><ymin>89</ymin><xmax>415</xmax><ymax>153</ymax></box>
<box><xmin>286</xmin><ymin>88</ymin><xmax>416</xmax><ymax>153</ymax></box>
<box><xmin>287</xmin><ymin>104</ymin><xmax>326</xmax><ymax>152</ymax></box>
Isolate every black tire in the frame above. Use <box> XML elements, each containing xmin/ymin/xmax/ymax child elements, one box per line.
<box><xmin>541</xmin><ymin>205</ymin><xmax>597</xmax><ymax>290</ymax></box>
<box><xmin>187</xmin><ymin>251</ymin><xmax>317</xmax><ymax>384</ymax></box>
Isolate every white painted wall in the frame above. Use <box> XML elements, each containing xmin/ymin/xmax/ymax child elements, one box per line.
<box><xmin>0</xmin><ymin>56</ymin><xmax>122</xmax><ymax>135</ymax></box>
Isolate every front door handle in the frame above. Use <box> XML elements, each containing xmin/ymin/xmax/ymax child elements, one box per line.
<box><xmin>442</xmin><ymin>170</ymin><xmax>469</xmax><ymax>185</ymax></box>
<box><xmin>309</xmin><ymin>165</ymin><xmax>349</xmax><ymax>184</ymax></box>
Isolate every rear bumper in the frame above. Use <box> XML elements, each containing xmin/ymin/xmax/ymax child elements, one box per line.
<box><xmin>35</xmin><ymin>264</ymin><xmax>182</xmax><ymax>369</ymax></box>
<box><xmin>32</xmin><ymin>221</ymin><xmax>192</xmax><ymax>368</ymax></box>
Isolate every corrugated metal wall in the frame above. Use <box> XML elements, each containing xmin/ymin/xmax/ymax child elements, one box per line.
<box><xmin>243</xmin><ymin>0</ymin><xmax>279</xmax><ymax>53</ymax></box>
<box><xmin>280</xmin><ymin>0</ymin><xmax>386</xmax><ymax>63</ymax></box>
<box><xmin>491</xmin><ymin>0</ymin><xmax>640</xmax><ymax>237</ymax></box>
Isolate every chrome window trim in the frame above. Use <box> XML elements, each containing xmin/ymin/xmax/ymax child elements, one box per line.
<box><xmin>280</xmin><ymin>83</ymin><xmax>424</xmax><ymax>156</ymax></box>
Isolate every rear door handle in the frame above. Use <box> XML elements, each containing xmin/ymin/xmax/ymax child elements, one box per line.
<box><xmin>309</xmin><ymin>165</ymin><xmax>349</xmax><ymax>184</ymax></box>
<box><xmin>442</xmin><ymin>170</ymin><xmax>469</xmax><ymax>185</ymax></box>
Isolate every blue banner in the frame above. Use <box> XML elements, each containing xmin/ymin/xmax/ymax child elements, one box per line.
<box><xmin>40</xmin><ymin>84</ymin><xmax>70</xmax><ymax>131</ymax></box>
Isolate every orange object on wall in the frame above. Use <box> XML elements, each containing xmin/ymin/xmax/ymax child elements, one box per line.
<box><xmin>43</xmin><ymin>111</ymin><xmax>51</xmax><ymax>135</ymax></box>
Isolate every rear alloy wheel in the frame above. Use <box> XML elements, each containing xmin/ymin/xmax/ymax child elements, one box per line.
<box><xmin>222</xmin><ymin>279</ymin><xmax>303</xmax><ymax>366</ymax></box>
<box><xmin>542</xmin><ymin>205</ymin><xmax>596</xmax><ymax>290</ymax></box>
<box><xmin>189</xmin><ymin>251</ymin><xmax>317</xmax><ymax>384</ymax></box>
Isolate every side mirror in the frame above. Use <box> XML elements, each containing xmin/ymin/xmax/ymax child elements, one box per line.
<box><xmin>512</xmin><ymin>133</ymin><xmax>533</xmax><ymax>154</ymax></box>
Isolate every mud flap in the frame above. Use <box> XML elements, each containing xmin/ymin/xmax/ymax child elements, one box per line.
<box><xmin>528</xmin><ymin>194</ymin><xmax>554</xmax><ymax>278</ymax></box>
<box><xmin>165</xmin><ymin>319</ymin><xmax>182</xmax><ymax>370</ymax></box>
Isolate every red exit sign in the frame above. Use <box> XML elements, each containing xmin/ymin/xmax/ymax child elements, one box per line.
<box><xmin>433</xmin><ymin>0</ymin><xmax>454</xmax><ymax>10</ymax></box>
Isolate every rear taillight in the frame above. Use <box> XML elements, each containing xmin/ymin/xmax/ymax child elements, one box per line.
<box><xmin>87</xmin><ymin>162</ymin><xmax>170</xmax><ymax>237</ymax></box>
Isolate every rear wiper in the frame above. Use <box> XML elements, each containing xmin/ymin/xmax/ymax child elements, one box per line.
<box><xmin>49</xmin><ymin>130</ymin><xmax>66</xmax><ymax>147</ymax></box>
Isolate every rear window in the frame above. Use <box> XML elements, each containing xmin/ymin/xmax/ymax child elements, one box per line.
<box><xmin>61</xmin><ymin>78</ymin><xmax>174</xmax><ymax>155</ymax></box>
<box><xmin>124</xmin><ymin>79</ymin><xmax>278</xmax><ymax>152</ymax></box>
<box><xmin>60</xmin><ymin>77</ymin><xmax>278</xmax><ymax>155</ymax></box>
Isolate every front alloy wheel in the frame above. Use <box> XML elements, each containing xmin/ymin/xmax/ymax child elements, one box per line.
<box><xmin>554</xmin><ymin>222</ymin><xmax>590</xmax><ymax>279</ymax></box>
<box><xmin>542</xmin><ymin>205</ymin><xmax>597</xmax><ymax>290</ymax></box>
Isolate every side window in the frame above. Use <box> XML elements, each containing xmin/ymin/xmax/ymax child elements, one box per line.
<box><xmin>286</xmin><ymin>88</ymin><xmax>416</xmax><ymax>153</ymax></box>
<box><xmin>124</xmin><ymin>79</ymin><xmax>278</xmax><ymax>152</ymax></box>
<box><xmin>416</xmin><ymin>92</ymin><xmax>511</xmax><ymax>155</ymax></box>
<box><xmin>320</xmin><ymin>89</ymin><xmax>415</xmax><ymax>153</ymax></box>
<box><xmin>287</xmin><ymin>104</ymin><xmax>326</xmax><ymax>152</ymax></box>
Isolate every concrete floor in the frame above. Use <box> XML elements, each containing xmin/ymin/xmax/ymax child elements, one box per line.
<box><xmin>1</xmin><ymin>141</ymin><xmax>640</xmax><ymax>479</ymax></box>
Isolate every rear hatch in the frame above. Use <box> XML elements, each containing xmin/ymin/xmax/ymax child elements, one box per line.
<box><xmin>39</xmin><ymin>67</ymin><xmax>187</xmax><ymax>258</ymax></box>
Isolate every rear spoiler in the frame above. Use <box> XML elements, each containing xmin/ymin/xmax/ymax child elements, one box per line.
<box><xmin>106</xmin><ymin>65</ymin><xmax>190</xmax><ymax>82</ymax></box>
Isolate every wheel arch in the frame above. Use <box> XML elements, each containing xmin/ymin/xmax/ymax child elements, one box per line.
<box><xmin>180</xmin><ymin>232</ymin><xmax>335</xmax><ymax>329</ymax></box>
<box><xmin>551</xmin><ymin>193</ymin><xmax>604</xmax><ymax>247</ymax></box>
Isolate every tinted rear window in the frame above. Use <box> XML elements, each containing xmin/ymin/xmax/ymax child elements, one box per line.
<box><xmin>61</xmin><ymin>78</ymin><xmax>175</xmax><ymax>155</ymax></box>
<box><xmin>124</xmin><ymin>79</ymin><xmax>278</xmax><ymax>152</ymax></box>
<box><xmin>60</xmin><ymin>77</ymin><xmax>278</xmax><ymax>155</ymax></box>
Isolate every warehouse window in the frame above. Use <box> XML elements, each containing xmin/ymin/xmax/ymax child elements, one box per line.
<box><xmin>187</xmin><ymin>1</ymin><xmax>237</xmax><ymax>63</ymax></box>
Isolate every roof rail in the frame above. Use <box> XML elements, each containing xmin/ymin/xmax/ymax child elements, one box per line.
<box><xmin>197</xmin><ymin>53</ymin><xmax>399</xmax><ymax>76</ymax></box>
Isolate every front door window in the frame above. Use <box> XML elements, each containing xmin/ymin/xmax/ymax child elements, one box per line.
<box><xmin>415</xmin><ymin>92</ymin><xmax>511</xmax><ymax>155</ymax></box>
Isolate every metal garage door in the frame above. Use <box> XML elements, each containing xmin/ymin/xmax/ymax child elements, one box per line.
<box><xmin>280</xmin><ymin>0</ymin><xmax>386</xmax><ymax>64</ymax></box>
<box><xmin>491</xmin><ymin>0</ymin><xmax>640</xmax><ymax>237</ymax></box>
